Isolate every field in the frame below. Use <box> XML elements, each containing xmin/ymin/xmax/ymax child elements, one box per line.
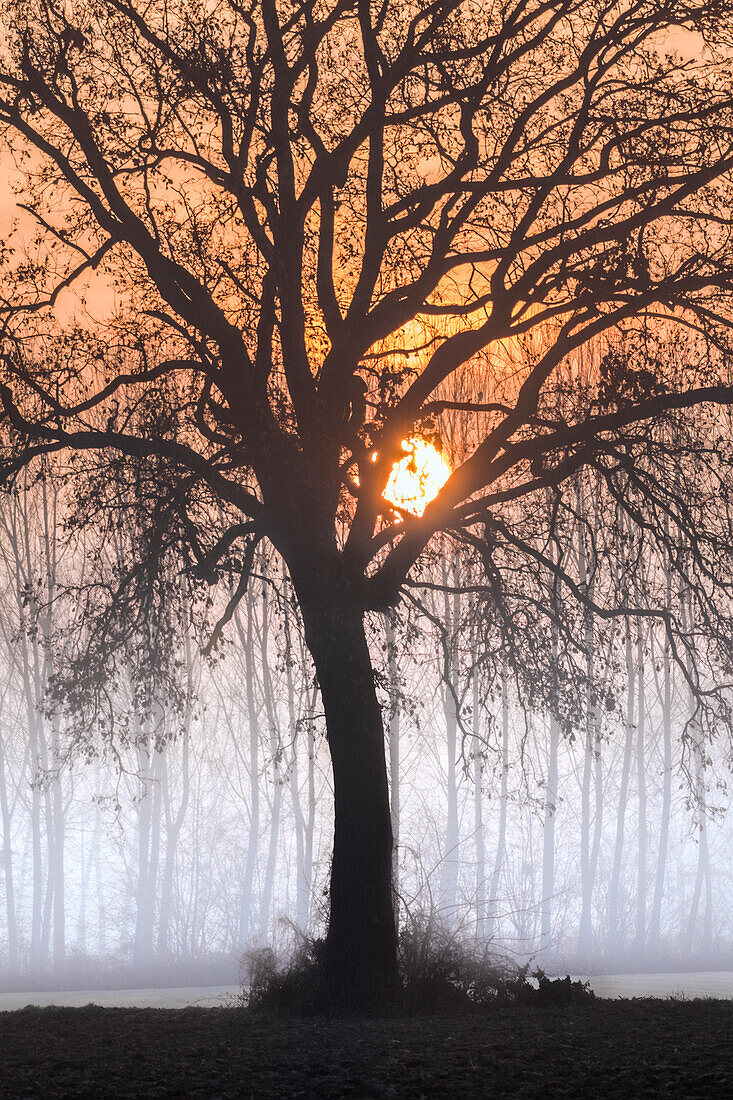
<box><xmin>1</xmin><ymin>970</ymin><xmax>732</xmax><ymax>1010</ymax></box>
<box><xmin>1</xmin><ymin>999</ymin><xmax>731</xmax><ymax>1098</ymax></box>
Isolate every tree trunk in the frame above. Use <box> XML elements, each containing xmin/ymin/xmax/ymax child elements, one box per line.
<box><xmin>439</xmin><ymin>558</ymin><xmax>461</xmax><ymax>924</ymax></box>
<box><xmin>51</xmin><ymin>718</ymin><xmax>65</xmax><ymax>973</ymax></box>
<box><xmin>649</xmin><ymin>585</ymin><xmax>672</xmax><ymax>955</ymax></box>
<box><xmin>94</xmin><ymin>763</ymin><xmax>106</xmax><ymax>959</ymax></box>
<box><xmin>487</xmin><ymin>662</ymin><xmax>510</xmax><ymax>943</ymax></box>
<box><xmin>384</xmin><ymin>612</ymin><xmax>401</xmax><ymax>931</ymax></box>
<box><xmin>159</xmin><ymin>579</ymin><xmax>193</xmax><ymax>956</ymax></box>
<box><xmin>285</xmin><ymin>598</ymin><xmax>309</xmax><ymax>932</ymax></box>
<box><xmin>471</xmin><ymin>617</ymin><xmax>486</xmax><ymax>944</ymax></box>
<box><xmin>304</xmin><ymin>686</ymin><xmax>316</xmax><ymax>932</ymax></box>
<box><xmin>681</xmin><ymin>592</ymin><xmax>712</xmax><ymax>954</ymax></box>
<box><xmin>540</xmin><ymin>711</ymin><xmax>560</xmax><ymax>951</ymax></box>
<box><xmin>578</xmin><ymin>682</ymin><xmax>594</xmax><ymax>953</ymax></box>
<box><xmin>608</xmin><ymin>621</ymin><xmax>635</xmax><ymax>957</ymax></box>
<box><xmin>0</xmin><ymin>736</ymin><xmax>18</xmax><ymax>972</ymax></box>
<box><xmin>687</xmin><ymin>718</ymin><xmax>713</xmax><ymax>954</ymax></box>
<box><xmin>542</xmin><ymin>529</ymin><xmax>560</xmax><ymax>953</ymax></box>
<box><xmin>235</xmin><ymin>590</ymin><xmax>261</xmax><ymax>948</ymax></box>
<box><xmin>133</xmin><ymin>733</ymin><xmax>161</xmax><ymax>966</ymax></box>
<box><xmin>158</xmin><ymin>733</ymin><xmax>190</xmax><ymax>956</ymax></box>
<box><xmin>577</xmin><ymin>484</ymin><xmax>596</xmax><ymax>956</ymax></box>
<box><xmin>634</xmin><ymin>627</ymin><xmax>647</xmax><ymax>954</ymax></box>
<box><xmin>77</xmin><ymin>817</ymin><xmax>89</xmax><ymax>955</ymax></box>
<box><xmin>296</xmin><ymin>578</ymin><xmax>397</xmax><ymax>1010</ymax></box>
<box><xmin>40</xmin><ymin>737</ymin><xmax>53</xmax><ymax>973</ymax></box>
<box><xmin>259</xmin><ymin>580</ymin><xmax>282</xmax><ymax>944</ymax></box>
<box><xmin>259</xmin><ymin>735</ymin><xmax>282</xmax><ymax>944</ymax></box>
<box><xmin>133</xmin><ymin>741</ymin><xmax>152</xmax><ymax>966</ymax></box>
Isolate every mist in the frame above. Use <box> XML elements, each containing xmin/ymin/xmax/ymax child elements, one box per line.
<box><xmin>1</xmin><ymin>475</ymin><xmax>730</xmax><ymax>995</ymax></box>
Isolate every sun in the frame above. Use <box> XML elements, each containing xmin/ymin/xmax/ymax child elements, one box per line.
<box><xmin>383</xmin><ymin>437</ymin><xmax>452</xmax><ymax>518</ymax></box>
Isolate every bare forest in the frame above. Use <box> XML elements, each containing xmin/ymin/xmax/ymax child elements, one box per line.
<box><xmin>0</xmin><ymin>337</ymin><xmax>731</xmax><ymax>989</ymax></box>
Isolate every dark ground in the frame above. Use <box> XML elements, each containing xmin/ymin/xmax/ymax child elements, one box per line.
<box><xmin>0</xmin><ymin>999</ymin><xmax>730</xmax><ymax>1098</ymax></box>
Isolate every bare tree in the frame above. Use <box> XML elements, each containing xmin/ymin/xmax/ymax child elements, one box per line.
<box><xmin>3</xmin><ymin>0</ymin><xmax>733</xmax><ymax>1006</ymax></box>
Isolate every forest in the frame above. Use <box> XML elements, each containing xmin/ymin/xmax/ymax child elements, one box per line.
<box><xmin>0</xmin><ymin>331</ymin><xmax>730</xmax><ymax>987</ymax></box>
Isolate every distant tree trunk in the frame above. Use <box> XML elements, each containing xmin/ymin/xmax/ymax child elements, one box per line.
<box><xmin>293</xmin><ymin>560</ymin><xmax>397</xmax><ymax>1009</ymax></box>
<box><xmin>304</xmin><ymin>683</ymin><xmax>316</xmax><ymax>931</ymax></box>
<box><xmin>17</xmin><ymin>608</ymin><xmax>44</xmax><ymax>976</ymax></box>
<box><xmin>608</xmin><ymin>619</ymin><xmax>635</xmax><ymax>956</ymax></box>
<box><xmin>188</xmin><ymin>795</ymin><xmax>203</xmax><ymax>957</ymax></box>
<box><xmin>487</xmin><ymin>662</ymin><xmax>510</xmax><ymax>943</ymax></box>
<box><xmin>440</xmin><ymin>557</ymin><xmax>461</xmax><ymax>924</ymax></box>
<box><xmin>159</xmin><ymin>580</ymin><xmax>193</xmax><ymax>957</ymax></box>
<box><xmin>259</xmin><ymin>583</ymin><xmax>282</xmax><ymax>944</ymax></box>
<box><xmin>649</xmin><ymin>650</ymin><xmax>672</xmax><ymax>952</ymax></box>
<box><xmin>51</xmin><ymin>720</ymin><xmax>65</xmax><ymax>973</ymax></box>
<box><xmin>157</xmin><ymin>749</ymin><xmax>175</xmax><ymax>958</ymax></box>
<box><xmin>578</xmin><ymin>692</ymin><xmax>606</xmax><ymax>956</ymax></box>
<box><xmin>634</xmin><ymin>626</ymin><xmax>647</xmax><ymax>953</ymax></box>
<box><xmin>259</xmin><ymin>748</ymin><xmax>282</xmax><ymax>945</ymax></box>
<box><xmin>94</xmin><ymin>764</ymin><xmax>106</xmax><ymax>958</ymax></box>
<box><xmin>541</xmin><ymin>528</ymin><xmax>561</xmax><ymax>951</ymax></box>
<box><xmin>133</xmin><ymin>741</ymin><xmax>152</xmax><ymax>966</ymax></box>
<box><xmin>77</xmin><ymin>818</ymin><xmax>89</xmax><ymax>955</ymax></box>
<box><xmin>678</xmin><ymin>589</ymin><xmax>713</xmax><ymax>955</ymax></box>
<box><xmin>40</xmin><ymin>761</ymin><xmax>54</xmax><ymax>972</ymax></box>
<box><xmin>540</xmin><ymin>710</ymin><xmax>560</xmax><ymax>951</ymax></box>
<box><xmin>29</xmin><ymin>740</ymin><xmax>43</xmax><ymax>976</ymax></box>
<box><xmin>41</xmin><ymin>479</ymin><xmax>64</xmax><ymax>973</ymax></box>
<box><xmin>649</xmin><ymin>569</ymin><xmax>673</xmax><ymax>954</ymax></box>
<box><xmin>8</xmin><ymin>475</ymin><xmax>46</xmax><ymax>976</ymax></box>
<box><xmin>471</xmin><ymin>616</ymin><xmax>486</xmax><ymax>944</ymax></box>
<box><xmin>158</xmin><ymin>733</ymin><xmax>190</xmax><ymax>956</ymax></box>
<box><xmin>687</xmin><ymin>714</ymin><xmax>713</xmax><ymax>953</ymax></box>
<box><xmin>133</xmin><ymin>733</ymin><xmax>162</xmax><ymax>965</ymax></box>
<box><xmin>149</xmin><ymin>752</ymin><xmax>163</xmax><ymax>951</ymax></box>
<box><xmin>384</xmin><ymin>612</ymin><xmax>401</xmax><ymax>930</ymax></box>
<box><xmin>578</xmin><ymin>684</ymin><xmax>595</xmax><ymax>950</ymax></box>
<box><xmin>236</xmin><ymin>587</ymin><xmax>261</xmax><ymax>947</ymax></box>
<box><xmin>0</xmin><ymin>734</ymin><xmax>18</xmax><ymax>971</ymax></box>
<box><xmin>577</xmin><ymin>484</ymin><xmax>596</xmax><ymax>955</ymax></box>
<box><xmin>285</xmin><ymin>599</ymin><xmax>310</xmax><ymax>933</ymax></box>
<box><xmin>589</xmin><ymin>714</ymin><xmax>604</xmax><ymax>943</ymax></box>
<box><xmin>588</xmin><ymin>603</ymin><xmax>607</xmax><ymax>953</ymax></box>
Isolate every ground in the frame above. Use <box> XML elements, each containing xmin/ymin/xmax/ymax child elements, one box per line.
<box><xmin>0</xmin><ymin>1000</ymin><xmax>730</xmax><ymax>1097</ymax></box>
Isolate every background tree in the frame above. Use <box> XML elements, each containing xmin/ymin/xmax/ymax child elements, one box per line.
<box><xmin>2</xmin><ymin>0</ymin><xmax>733</xmax><ymax>1006</ymax></box>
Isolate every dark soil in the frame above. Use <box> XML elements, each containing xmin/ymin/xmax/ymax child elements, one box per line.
<box><xmin>1</xmin><ymin>999</ymin><xmax>730</xmax><ymax>1098</ymax></box>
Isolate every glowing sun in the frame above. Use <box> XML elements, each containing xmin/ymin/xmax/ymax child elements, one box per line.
<box><xmin>383</xmin><ymin>437</ymin><xmax>452</xmax><ymax>518</ymax></box>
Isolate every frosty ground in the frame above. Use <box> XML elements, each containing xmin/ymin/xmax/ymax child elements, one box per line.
<box><xmin>1</xmin><ymin>969</ymin><xmax>731</xmax><ymax>1009</ymax></box>
<box><xmin>1</xmin><ymin>997</ymin><xmax>731</xmax><ymax>1098</ymax></box>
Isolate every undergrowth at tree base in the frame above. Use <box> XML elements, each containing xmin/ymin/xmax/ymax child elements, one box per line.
<box><xmin>239</xmin><ymin>915</ymin><xmax>595</xmax><ymax>1017</ymax></box>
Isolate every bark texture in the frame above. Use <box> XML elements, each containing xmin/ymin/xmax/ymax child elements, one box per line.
<box><xmin>296</xmin><ymin>566</ymin><xmax>398</xmax><ymax>1009</ymax></box>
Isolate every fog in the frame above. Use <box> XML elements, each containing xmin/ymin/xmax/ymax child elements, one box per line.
<box><xmin>0</xmin><ymin>476</ymin><xmax>731</xmax><ymax>994</ymax></box>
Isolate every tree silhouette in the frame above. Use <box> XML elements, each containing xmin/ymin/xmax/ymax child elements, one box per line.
<box><xmin>2</xmin><ymin>0</ymin><xmax>733</xmax><ymax>1007</ymax></box>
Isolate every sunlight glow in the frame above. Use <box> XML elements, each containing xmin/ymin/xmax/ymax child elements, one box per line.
<box><xmin>383</xmin><ymin>437</ymin><xmax>452</xmax><ymax>518</ymax></box>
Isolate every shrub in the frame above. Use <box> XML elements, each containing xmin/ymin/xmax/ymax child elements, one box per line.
<box><xmin>238</xmin><ymin>911</ymin><xmax>595</xmax><ymax>1016</ymax></box>
<box><xmin>241</xmin><ymin>938</ymin><xmax>327</xmax><ymax>1016</ymax></box>
<box><xmin>399</xmin><ymin>910</ymin><xmax>512</xmax><ymax>1013</ymax></box>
